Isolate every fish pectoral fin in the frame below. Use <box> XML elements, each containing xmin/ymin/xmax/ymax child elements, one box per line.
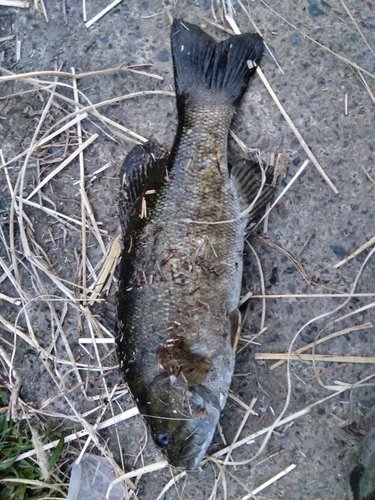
<box><xmin>157</xmin><ymin>337</ymin><xmax>212</xmax><ymax>385</ymax></box>
<box><xmin>230</xmin><ymin>308</ymin><xmax>242</xmax><ymax>354</ymax></box>
<box><xmin>229</xmin><ymin>158</ymin><xmax>274</xmax><ymax>222</ymax></box>
<box><xmin>156</xmin><ymin>340</ymin><xmax>212</xmax><ymax>385</ymax></box>
<box><xmin>177</xmin><ymin>355</ymin><xmax>212</xmax><ymax>386</ymax></box>
<box><xmin>119</xmin><ymin>141</ymin><xmax>169</xmax><ymax>238</ymax></box>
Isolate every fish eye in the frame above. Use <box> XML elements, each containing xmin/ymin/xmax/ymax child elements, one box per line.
<box><xmin>155</xmin><ymin>431</ymin><xmax>172</xmax><ymax>448</ymax></box>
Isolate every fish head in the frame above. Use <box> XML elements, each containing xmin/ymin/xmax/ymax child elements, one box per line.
<box><xmin>144</xmin><ymin>375</ymin><xmax>221</xmax><ymax>470</ymax></box>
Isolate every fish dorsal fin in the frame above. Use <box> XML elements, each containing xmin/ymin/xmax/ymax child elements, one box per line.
<box><xmin>230</xmin><ymin>158</ymin><xmax>275</xmax><ymax>222</ymax></box>
<box><xmin>119</xmin><ymin>141</ymin><xmax>169</xmax><ymax>238</ymax></box>
<box><xmin>117</xmin><ymin>141</ymin><xmax>169</xmax><ymax>335</ymax></box>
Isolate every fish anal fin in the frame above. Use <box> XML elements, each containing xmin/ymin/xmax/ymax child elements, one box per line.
<box><xmin>230</xmin><ymin>158</ymin><xmax>275</xmax><ymax>222</ymax></box>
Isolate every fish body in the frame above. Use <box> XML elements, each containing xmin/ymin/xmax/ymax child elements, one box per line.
<box><xmin>116</xmin><ymin>19</ymin><xmax>268</xmax><ymax>469</ymax></box>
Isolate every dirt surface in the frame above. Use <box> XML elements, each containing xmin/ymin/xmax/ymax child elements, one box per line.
<box><xmin>0</xmin><ymin>1</ymin><xmax>375</xmax><ymax>499</ymax></box>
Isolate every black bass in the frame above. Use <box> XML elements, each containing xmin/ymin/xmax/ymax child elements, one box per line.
<box><xmin>116</xmin><ymin>19</ymin><xmax>271</xmax><ymax>470</ymax></box>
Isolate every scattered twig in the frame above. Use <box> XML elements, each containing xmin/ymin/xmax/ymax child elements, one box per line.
<box><xmin>268</xmin><ymin>322</ymin><xmax>373</xmax><ymax>370</ymax></box>
<box><xmin>85</xmin><ymin>0</ymin><xmax>124</xmax><ymax>28</ymax></box>
<box><xmin>256</xmin><ymin>353</ymin><xmax>375</xmax><ymax>363</ymax></box>
<box><xmin>334</xmin><ymin>235</ymin><xmax>375</xmax><ymax>268</ymax></box>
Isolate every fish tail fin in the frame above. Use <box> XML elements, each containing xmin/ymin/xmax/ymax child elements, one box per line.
<box><xmin>171</xmin><ymin>19</ymin><xmax>264</xmax><ymax>109</ymax></box>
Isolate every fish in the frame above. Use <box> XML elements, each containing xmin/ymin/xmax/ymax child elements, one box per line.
<box><xmin>116</xmin><ymin>18</ymin><xmax>272</xmax><ymax>470</ymax></box>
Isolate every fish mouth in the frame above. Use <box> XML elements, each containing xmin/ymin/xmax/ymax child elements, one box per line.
<box><xmin>168</xmin><ymin>418</ymin><xmax>218</xmax><ymax>470</ymax></box>
<box><xmin>152</xmin><ymin>404</ymin><xmax>220</xmax><ymax>470</ymax></box>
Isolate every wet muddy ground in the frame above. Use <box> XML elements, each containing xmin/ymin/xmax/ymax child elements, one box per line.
<box><xmin>1</xmin><ymin>1</ymin><xmax>375</xmax><ymax>499</ymax></box>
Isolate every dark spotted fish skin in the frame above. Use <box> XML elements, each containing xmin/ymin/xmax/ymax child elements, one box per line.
<box><xmin>116</xmin><ymin>19</ymin><xmax>266</xmax><ymax>470</ymax></box>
